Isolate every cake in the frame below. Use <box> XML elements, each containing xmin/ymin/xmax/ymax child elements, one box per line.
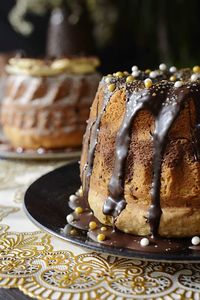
<box><xmin>0</xmin><ymin>57</ymin><xmax>100</xmax><ymax>149</ymax></box>
<box><xmin>79</xmin><ymin>64</ymin><xmax>200</xmax><ymax>239</ymax></box>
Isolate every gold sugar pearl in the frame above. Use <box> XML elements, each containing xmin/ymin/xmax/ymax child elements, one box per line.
<box><xmin>145</xmin><ymin>69</ymin><xmax>151</xmax><ymax>74</ymax></box>
<box><xmin>101</xmin><ymin>226</ymin><xmax>107</xmax><ymax>231</ymax></box>
<box><xmin>108</xmin><ymin>83</ymin><xmax>116</xmax><ymax>92</ymax></box>
<box><xmin>97</xmin><ymin>233</ymin><xmax>106</xmax><ymax>241</ymax></box>
<box><xmin>170</xmin><ymin>75</ymin><xmax>176</xmax><ymax>82</ymax></box>
<box><xmin>193</xmin><ymin>65</ymin><xmax>200</xmax><ymax>73</ymax></box>
<box><xmin>152</xmin><ymin>92</ymin><xmax>156</xmax><ymax>97</ymax></box>
<box><xmin>115</xmin><ymin>71</ymin><xmax>124</xmax><ymax>77</ymax></box>
<box><xmin>126</xmin><ymin>75</ymin><xmax>134</xmax><ymax>83</ymax></box>
<box><xmin>123</xmin><ymin>71</ymin><xmax>129</xmax><ymax>76</ymax></box>
<box><xmin>70</xmin><ymin>229</ymin><xmax>77</xmax><ymax>235</ymax></box>
<box><xmin>144</xmin><ymin>78</ymin><xmax>153</xmax><ymax>89</ymax></box>
<box><xmin>75</xmin><ymin>207</ymin><xmax>83</xmax><ymax>214</ymax></box>
<box><xmin>89</xmin><ymin>221</ymin><xmax>97</xmax><ymax>230</ymax></box>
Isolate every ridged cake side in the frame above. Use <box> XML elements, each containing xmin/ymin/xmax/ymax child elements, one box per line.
<box><xmin>1</xmin><ymin>73</ymin><xmax>100</xmax><ymax>149</ymax></box>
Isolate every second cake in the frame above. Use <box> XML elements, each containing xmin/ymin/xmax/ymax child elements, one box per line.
<box><xmin>0</xmin><ymin>57</ymin><xmax>100</xmax><ymax>149</ymax></box>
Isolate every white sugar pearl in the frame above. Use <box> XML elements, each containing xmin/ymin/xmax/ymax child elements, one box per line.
<box><xmin>150</xmin><ymin>71</ymin><xmax>159</xmax><ymax>78</ymax></box>
<box><xmin>69</xmin><ymin>194</ymin><xmax>78</xmax><ymax>202</ymax></box>
<box><xmin>66</xmin><ymin>214</ymin><xmax>74</xmax><ymax>223</ymax></box>
<box><xmin>192</xmin><ymin>236</ymin><xmax>200</xmax><ymax>246</ymax></box>
<box><xmin>62</xmin><ymin>225</ymin><xmax>68</xmax><ymax>235</ymax></box>
<box><xmin>191</xmin><ymin>74</ymin><xmax>199</xmax><ymax>82</ymax></box>
<box><xmin>76</xmin><ymin>188</ymin><xmax>83</xmax><ymax>196</ymax></box>
<box><xmin>140</xmin><ymin>238</ymin><xmax>149</xmax><ymax>247</ymax></box>
<box><xmin>169</xmin><ymin>66</ymin><xmax>177</xmax><ymax>73</ymax></box>
<box><xmin>105</xmin><ymin>77</ymin><xmax>111</xmax><ymax>83</ymax></box>
<box><xmin>159</xmin><ymin>63</ymin><xmax>167</xmax><ymax>71</ymax></box>
<box><xmin>131</xmin><ymin>65</ymin><xmax>138</xmax><ymax>72</ymax></box>
<box><xmin>132</xmin><ymin>70</ymin><xmax>139</xmax><ymax>77</ymax></box>
<box><xmin>174</xmin><ymin>81</ymin><xmax>183</xmax><ymax>88</ymax></box>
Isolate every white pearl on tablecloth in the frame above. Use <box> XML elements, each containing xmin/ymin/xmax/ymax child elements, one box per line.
<box><xmin>140</xmin><ymin>238</ymin><xmax>149</xmax><ymax>247</ymax></box>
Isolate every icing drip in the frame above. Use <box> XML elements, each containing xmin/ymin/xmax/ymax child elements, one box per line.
<box><xmin>103</xmin><ymin>85</ymin><xmax>147</xmax><ymax>217</ymax></box>
<box><xmin>192</xmin><ymin>94</ymin><xmax>200</xmax><ymax>161</ymax></box>
<box><xmin>148</xmin><ymin>88</ymin><xmax>181</xmax><ymax>237</ymax></box>
<box><xmin>82</xmin><ymin>84</ymin><xmax>113</xmax><ymax>201</ymax></box>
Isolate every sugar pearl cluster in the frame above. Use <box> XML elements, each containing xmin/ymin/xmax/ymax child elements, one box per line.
<box><xmin>104</xmin><ymin>62</ymin><xmax>185</xmax><ymax>93</ymax></box>
<box><xmin>104</xmin><ymin>63</ymin><xmax>200</xmax><ymax>91</ymax></box>
<box><xmin>89</xmin><ymin>221</ymin><xmax>107</xmax><ymax>241</ymax></box>
<box><xmin>190</xmin><ymin>65</ymin><xmax>200</xmax><ymax>81</ymax></box>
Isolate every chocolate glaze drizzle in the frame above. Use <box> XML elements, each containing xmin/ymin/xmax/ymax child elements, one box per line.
<box><xmin>82</xmin><ymin>67</ymin><xmax>200</xmax><ymax>238</ymax></box>
<box><xmin>82</xmin><ymin>86</ymin><xmax>113</xmax><ymax>201</ymax></box>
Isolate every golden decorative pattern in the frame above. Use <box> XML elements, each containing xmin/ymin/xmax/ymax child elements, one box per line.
<box><xmin>1</xmin><ymin>159</ymin><xmax>200</xmax><ymax>299</ymax></box>
<box><xmin>0</xmin><ymin>224</ymin><xmax>200</xmax><ymax>299</ymax></box>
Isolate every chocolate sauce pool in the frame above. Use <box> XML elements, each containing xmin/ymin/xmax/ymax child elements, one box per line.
<box><xmin>81</xmin><ymin>67</ymin><xmax>200</xmax><ymax>238</ymax></box>
<box><xmin>66</xmin><ymin>195</ymin><xmax>194</xmax><ymax>254</ymax></box>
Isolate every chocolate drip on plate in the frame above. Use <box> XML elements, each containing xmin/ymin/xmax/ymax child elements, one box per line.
<box><xmin>66</xmin><ymin>194</ymin><xmax>188</xmax><ymax>254</ymax></box>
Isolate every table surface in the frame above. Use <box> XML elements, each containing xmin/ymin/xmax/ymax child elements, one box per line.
<box><xmin>1</xmin><ymin>159</ymin><xmax>200</xmax><ymax>300</ymax></box>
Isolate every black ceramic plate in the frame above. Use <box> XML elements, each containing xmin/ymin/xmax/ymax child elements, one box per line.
<box><xmin>24</xmin><ymin>162</ymin><xmax>200</xmax><ymax>261</ymax></box>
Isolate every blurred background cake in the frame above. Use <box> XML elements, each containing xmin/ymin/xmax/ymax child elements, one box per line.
<box><xmin>0</xmin><ymin>56</ymin><xmax>100</xmax><ymax>149</ymax></box>
<box><xmin>0</xmin><ymin>0</ymin><xmax>101</xmax><ymax>150</ymax></box>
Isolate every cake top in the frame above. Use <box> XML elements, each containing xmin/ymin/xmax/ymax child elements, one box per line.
<box><xmin>102</xmin><ymin>64</ymin><xmax>200</xmax><ymax>92</ymax></box>
<box><xmin>6</xmin><ymin>57</ymin><xmax>100</xmax><ymax>77</ymax></box>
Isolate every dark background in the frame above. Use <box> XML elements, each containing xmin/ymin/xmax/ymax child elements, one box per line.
<box><xmin>1</xmin><ymin>0</ymin><xmax>200</xmax><ymax>74</ymax></box>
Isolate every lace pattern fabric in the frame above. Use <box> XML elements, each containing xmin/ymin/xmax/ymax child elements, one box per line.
<box><xmin>0</xmin><ymin>159</ymin><xmax>200</xmax><ymax>300</ymax></box>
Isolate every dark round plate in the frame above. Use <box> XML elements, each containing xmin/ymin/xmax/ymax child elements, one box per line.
<box><xmin>24</xmin><ymin>162</ymin><xmax>200</xmax><ymax>262</ymax></box>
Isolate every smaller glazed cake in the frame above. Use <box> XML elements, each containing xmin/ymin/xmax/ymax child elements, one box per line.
<box><xmin>0</xmin><ymin>57</ymin><xmax>100</xmax><ymax>150</ymax></box>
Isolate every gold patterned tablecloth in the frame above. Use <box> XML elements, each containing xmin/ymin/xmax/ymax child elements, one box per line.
<box><xmin>0</xmin><ymin>159</ymin><xmax>200</xmax><ymax>300</ymax></box>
